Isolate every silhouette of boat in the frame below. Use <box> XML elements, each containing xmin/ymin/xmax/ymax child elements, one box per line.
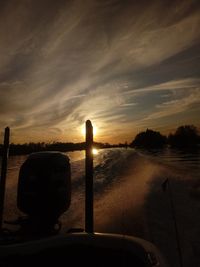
<box><xmin>0</xmin><ymin>122</ymin><xmax>168</xmax><ymax>266</ymax></box>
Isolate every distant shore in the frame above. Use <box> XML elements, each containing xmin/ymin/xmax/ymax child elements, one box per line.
<box><xmin>0</xmin><ymin>142</ymin><xmax>128</xmax><ymax>156</ymax></box>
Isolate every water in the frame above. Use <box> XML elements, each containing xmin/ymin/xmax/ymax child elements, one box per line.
<box><xmin>1</xmin><ymin>148</ymin><xmax>200</xmax><ymax>267</ymax></box>
<box><xmin>138</xmin><ymin>147</ymin><xmax>200</xmax><ymax>170</ymax></box>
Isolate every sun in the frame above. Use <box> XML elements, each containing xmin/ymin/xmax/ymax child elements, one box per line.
<box><xmin>81</xmin><ymin>124</ymin><xmax>98</xmax><ymax>138</ymax></box>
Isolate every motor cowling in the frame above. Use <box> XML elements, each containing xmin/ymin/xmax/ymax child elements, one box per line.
<box><xmin>17</xmin><ymin>152</ymin><xmax>71</xmax><ymax>234</ymax></box>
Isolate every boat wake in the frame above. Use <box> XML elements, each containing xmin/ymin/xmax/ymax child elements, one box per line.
<box><xmin>3</xmin><ymin>148</ymin><xmax>200</xmax><ymax>267</ymax></box>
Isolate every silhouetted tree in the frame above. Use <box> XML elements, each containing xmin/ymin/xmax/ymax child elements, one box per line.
<box><xmin>0</xmin><ymin>141</ymin><xmax>115</xmax><ymax>156</ymax></box>
<box><xmin>168</xmin><ymin>125</ymin><xmax>199</xmax><ymax>148</ymax></box>
<box><xmin>130</xmin><ymin>129</ymin><xmax>167</xmax><ymax>149</ymax></box>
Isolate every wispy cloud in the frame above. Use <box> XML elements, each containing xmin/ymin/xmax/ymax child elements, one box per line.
<box><xmin>120</xmin><ymin>103</ymin><xmax>138</xmax><ymax>108</ymax></box>
<box><xmin>0</xmin><ymin>0</ymin><xmax>199</xmax><ymax>142</ymax></box>
<box><xmin>124</xmin><ymin>78</ymin><xmax>200</xmax><ymax>95</ymax></box>
<box><xmin>143</xmin><ymin>88</ymin><xmax>200</xmax><ymax>121</ymax></box>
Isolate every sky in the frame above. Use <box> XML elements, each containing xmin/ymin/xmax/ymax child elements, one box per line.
<box><xmin>0</xmin><ymin>0</ymin><xmax>200</xmax><ymax>144</ymax></box>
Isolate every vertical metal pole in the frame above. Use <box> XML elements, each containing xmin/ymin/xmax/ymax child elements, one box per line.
<box><xmin>85</xmin><ymin>120</ymin><xmax>93</xmax><ymax>233</ymax></box>
<box><xmin>0</xmin><ymin>127</ymin><xmax>10</xmax><ymax>232</ymax></box>
<box><xmin>168</xmin><ymin>180</ymin><xmax>183</xmax><ymax>267</ymax></box>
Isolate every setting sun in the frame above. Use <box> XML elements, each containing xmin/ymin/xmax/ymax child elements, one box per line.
<box><xmin>81</xmin><ymin>124</ymin><xmax>98</xmax><ymax>138</ymax></box>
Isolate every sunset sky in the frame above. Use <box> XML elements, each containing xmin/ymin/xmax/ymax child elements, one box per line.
<box><xmin>0</xmin><ymin>0</ymin><xmax>200</xmax><ymax>144</ymax></box>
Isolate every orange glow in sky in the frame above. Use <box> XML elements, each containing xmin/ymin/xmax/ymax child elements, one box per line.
<box><xmin>81</xmin><ymin>124</ymin><xmax>98</xmax><ymax>139</ymax></box>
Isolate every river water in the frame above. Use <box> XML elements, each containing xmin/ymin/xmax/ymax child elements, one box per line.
<box><xmin>1</xmin><ymin>147</ymin><xmax>200</xmax><ymax>267</ymax></box>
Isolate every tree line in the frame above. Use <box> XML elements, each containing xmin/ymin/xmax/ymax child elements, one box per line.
<box><xmin>0</xmin><ymin>141</ymin><xmax>124</xmax><ymax>156</ymax></box>
<box><xmin>130</xmin><ymin>125</ymin><xmax>200</xmax><ymax>149</ymax></box>
<box><xmin>0</xmin><ymin>124</ymin><xmax>199</xmax><ymax>155</ymax></box>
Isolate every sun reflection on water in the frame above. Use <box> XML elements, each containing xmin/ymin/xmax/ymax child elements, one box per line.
<box><xmin>92</xmin><ymin>148</ymin><xmax>98</xmax><ymax>155</ymax></box>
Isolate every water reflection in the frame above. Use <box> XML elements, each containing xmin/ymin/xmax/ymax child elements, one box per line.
<box><xmin>92</xmin><ymin>148</ymin><xmax>99</xmax><ymax>155</ymax></box>
<box><xmin>65</xmin><ymin>151</ymin><xmax>84</xmax><ymax>162</ymax></box>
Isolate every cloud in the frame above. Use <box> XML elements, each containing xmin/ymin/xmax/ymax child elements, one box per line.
<box><xmin>120</xmin><ymin>103</ymin><xmax>138</xmax><ymax>108</ymax></box>
<box><xmin>0</xmin><ymin>0</ymin><xmax>199</xmax><ymax>142</ymax></box>
<box><xmin>143</xmin><ymin>88</ymin><xmax>200</xmax><ymax>121</ymax></box>
<box><xmin>124</xmin><ymin>78</ymin><xmax>200</xmax><ymax>95</ymax></box>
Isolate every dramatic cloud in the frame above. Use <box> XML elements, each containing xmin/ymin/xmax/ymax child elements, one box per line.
<box><xmin>0</xmin><ymin>0</ymin><xmax>200</xmax><ymax>143</ymax></box>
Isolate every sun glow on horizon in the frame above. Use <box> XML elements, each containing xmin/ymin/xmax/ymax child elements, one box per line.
<box><xmin>81</xmin><ymin>123</ymin><xmax>98</xmax><ymax>138</ymax></box>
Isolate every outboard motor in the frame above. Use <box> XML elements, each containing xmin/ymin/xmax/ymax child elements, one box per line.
<box><xmin>17</xmin><ymin>152</ymin><xmax>71</xmax><ymax>236</ymax></box>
